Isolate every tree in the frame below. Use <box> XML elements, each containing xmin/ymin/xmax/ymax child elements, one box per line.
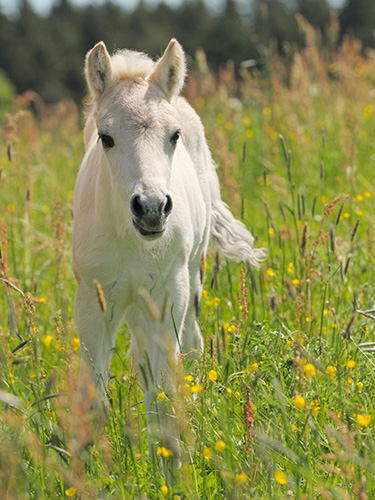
<box><xmin>252</xmin><ymin>0</ymin><xmax>303</xmax><ymax>52</ymax></box>
<box><xmin>205</xmin><ymin>0</ymin><xmax>257</xmax><ymax>68</ymax></box>
<box><xmin>340</xmin><ymin>0</ymin><xmax>375</xmax><ymax>48</ymax></box>
<box><xmin>297</xmin><ymin>0</ymin><xmax>331</xmax><ymax>36</ymax></box>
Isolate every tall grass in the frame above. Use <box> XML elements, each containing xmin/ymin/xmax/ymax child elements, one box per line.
<box><xmin>1</xmin><ymin>25</ymin><xmax>375</xmax><ymax>499</ymax></box>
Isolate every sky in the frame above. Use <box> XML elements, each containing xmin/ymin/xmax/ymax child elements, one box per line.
<box><xmin>0</xmin><ymin>0</ymin><xmax>346</xmax><ymax>17</ymax></box>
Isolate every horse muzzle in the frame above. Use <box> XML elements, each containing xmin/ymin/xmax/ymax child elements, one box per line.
<box><xmin>130</xmin><ymin>192</ymin><xmax>173</xmax><ymax>239</ymax></box>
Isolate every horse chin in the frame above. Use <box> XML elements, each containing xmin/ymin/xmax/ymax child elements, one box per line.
<box><xmin>132</xmin><ymin>220</ymin><xmax>165</xmax><ymax>240</ymax></box>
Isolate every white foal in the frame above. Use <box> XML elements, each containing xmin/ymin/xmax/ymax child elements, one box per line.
<box><xmin>73</xmin><ymin>38</ymin><xmax>266</xmax><ymax>471</ymax></box>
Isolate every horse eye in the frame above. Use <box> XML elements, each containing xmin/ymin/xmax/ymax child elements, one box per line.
<box><xmin>99</xmin><ymin>133</ymin><xmax>115</xmax><ymax>149</ymax></box>
<box><xmin>170</xmin><ymin>130</ymin><xmax>181</xmax><ymax>147</ymax></box>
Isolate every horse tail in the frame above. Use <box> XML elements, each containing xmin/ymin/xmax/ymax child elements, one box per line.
<box><xmin>207</xmin><ymin>155</ymin><xmax>267</xmax><ymax>269</ymax></box>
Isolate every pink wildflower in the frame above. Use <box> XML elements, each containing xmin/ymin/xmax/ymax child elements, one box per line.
<box><xmin>244</xmin><ymin>386</ymin><xmax>254</xmax><ymax>454</ymax></box>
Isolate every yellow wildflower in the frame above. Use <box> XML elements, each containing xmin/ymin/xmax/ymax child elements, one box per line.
<box><xmin>290</xmin><ymin>424</ymin><xmax>297</xmax><ymax>432</ymax></box>
<box><xmin>160</xmin><ymin>486</ymin><xmax>169</xmax><ymax>496</ymax></box>
<box><xmin>304</xmin><ymin>363</ymin><xmax>316</xmax><ymax>377</ymax></box>
<box><xmin>157</xmin><ymin>446</ymin><xmax>173</xmax><ymax>458</ymax></box>
<box><xmin>235</xmin><ymin>473</ymin><xmax>247</xmax><ymax>486</ymax></box>
<box><xmin>346</xmin><ymin>359</ymin><xmax>356</xmax><ymax>368</ymax></box>
<box><xmin>191</xmin><ymin>383</ymin><xmax>203</xmax><ymax>393</ymax></box>
<box><xmin>71</xmin><ymin>338</ymin><xmax>80</xmax><ymax>351</ymax></box>
<box><xmin>325</xmin><ymin>365</ymin><xmax>337</xmax><ymax>378</ymax></box>
<box><xmin>215</xmin><ymin>440</ymin><xmax>226</xmax><ymax>452</ymax></box>
<box><xmin>363</xmin><ymin>104</ymin><xmax>373</xmax><ymax>117</ymax></box>
<box><xmin>252</xmin><ymin>362</ymin><xmax>259</xmax><ymax>371</ymax></box>
<box><xmin>356</xmin><ymin>414</ymin><xmax>372</xmax><ymax>427</ymax></box>
<box><xmin>293</xmin><ymin>396</ymin><xmax>306</xmax><ymax>409</ymax></box>
<box><xmin>201</xmin><ymin>289</ymin><xmax>208</xmax><ymax>299</ymax></box>
<box><xmin>184</xmin><ymin>375</ymin><xmax>194</xmax><ymax>382</ymax></box>
<box><xmin>286</xmin><ymin>340</ymin><xmax>294</xmax><ymax>346</ymax></box>
<box><xmin>157</xmin><ymin>391</ymin><xmax>166</xmax><ymax>402</ymax></box>
<box><xmin>364</xmin><ymin>191</ymin><xmax>371</xmax><ymax>198</ymax></box>
<box><xmin>43</xmin><ymin>335</ymin><xmax>54</xmax><ymax>347</ymax></box>
<box><xmin>292</xmin><ymin>279</ymin><xmax>300</xmax><ymax>285</ymax></box>
<box><xmin>310</xmin><ymin>400</ymin><xmax>320</xmax><ymax>415</ymax></box>
<box><xmin>208</xmin><ymin>370</ymin><xmax>217</xmax><ymax>381</ymax></box>
<box><xmin>202</xmin><ymin>447</ymin><xmax>211</xmax><ymax>461</ymax></box>
<box><xmin>263</xmin><ymin>107</ymin><xmax>271</xmax><ymax>116</ymax></box>
<box><xmin>268</xmin><ymin>227</ymin><xmax>275</xmax><ymax>236</ymax></box>
<box><xmin>65</xmin><ymin>488</ymin><xmax>77</xmax><ymax>497</ymax></box>
<box><xmin>357</xmin><ymin>382</ymin><xmax>364</xmax><ymax>389</ymax></box>
<box><xmin>274</xmin><ymin>468</ymin><xmax>287</xmax><ymax>485</ymax></box>
<box><xmin>266</xmin><ymin>268</ymin><xmax>275</xmax><ymax>277</ymax></box>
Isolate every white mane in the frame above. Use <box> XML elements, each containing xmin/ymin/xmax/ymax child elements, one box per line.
<box><xmin>111</xmin><ymin>49</ymin><xmax>155</xmax><ymax>81</ymax></box>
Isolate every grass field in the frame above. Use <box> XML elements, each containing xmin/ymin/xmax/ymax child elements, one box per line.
<box><xmin>1</xmin><ymin>32</ymin><xmax>375</xmax><ymax>499</ymax></box>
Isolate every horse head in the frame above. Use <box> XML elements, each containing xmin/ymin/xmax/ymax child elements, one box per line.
<box><xmin>85</xmin><ymin>39</ymin><xmax>186</xmax><ymax>240</ymax></box>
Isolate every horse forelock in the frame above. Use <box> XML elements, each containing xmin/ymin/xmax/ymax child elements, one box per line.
<box><xmin>111</xmin><ymin>50</ymin><xmax>155</xmax><ymax>82</ymax></box>
<box><xmin>84</xmin><ymin>49</ymin><xmax>155</xmax><ymax>122</ymax></box>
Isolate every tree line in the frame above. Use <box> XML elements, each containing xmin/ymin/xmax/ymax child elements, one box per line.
<box><xmin>0</xmin><ymin>0</ymin><xmax>374</xmax><ymax>104</ymax></box>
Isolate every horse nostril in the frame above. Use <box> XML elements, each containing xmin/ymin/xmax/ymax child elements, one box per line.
<box><xmin>130</xmin><ymin>194</ymin><xmax>144</xmax><ymax>218</ymax></box>
<box><xmin>164</xmin><ymin>194</ymin><xmax>173</xmax><ymax>216</ymax></box>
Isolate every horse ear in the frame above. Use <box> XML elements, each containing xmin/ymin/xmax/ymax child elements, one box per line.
<box><xmin>149</xmin><ymin>39</ymin><xmax>186</xmax><ymax>101</ymax></box>
<box><xmin>85</xmin><ymin>41</ymin><xmax>113</xmax><ymax>101</ymax></box>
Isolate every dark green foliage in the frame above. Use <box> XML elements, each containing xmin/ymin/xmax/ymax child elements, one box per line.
<box><xmin>0</xmin><ymin>0</ymin><xmax>374</xmax><ymax>104</ymax></box>
<box><xmin>340</xmin><ymin>0</ymin><xmax>375</xmax><ymax>49</ymax></box>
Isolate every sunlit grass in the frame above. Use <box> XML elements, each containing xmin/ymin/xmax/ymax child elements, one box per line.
<box><xmin>1</xmin><ymin>31</ymin><xmax>375</xmax><ymax>498</ymax></box>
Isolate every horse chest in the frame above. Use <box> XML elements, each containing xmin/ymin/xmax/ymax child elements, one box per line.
<box><xmin>107</xmin><ymin>267</ymin><xmax>168</xmax><ymax>313</ymax></box>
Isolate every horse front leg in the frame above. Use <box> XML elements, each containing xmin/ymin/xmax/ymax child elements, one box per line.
<box><xmin>180</xmin><ymin>258</ymin><xmax>205</xmax><ymax>358</ymax></box>
<box><xmin>74</xmin><ymin>283</ymin><xmax>123</xmax><ymax>440</ymax></box>
<box><xmin>127</xmin><ymin>267</ymin><xmax>190</xmax><ymax>481</ymax></box>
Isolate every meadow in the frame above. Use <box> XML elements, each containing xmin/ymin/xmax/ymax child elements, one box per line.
<box><xmin>1</xmin><ymin>27</ymin><xmax>375</xmax><ymax>499</ymax></box>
